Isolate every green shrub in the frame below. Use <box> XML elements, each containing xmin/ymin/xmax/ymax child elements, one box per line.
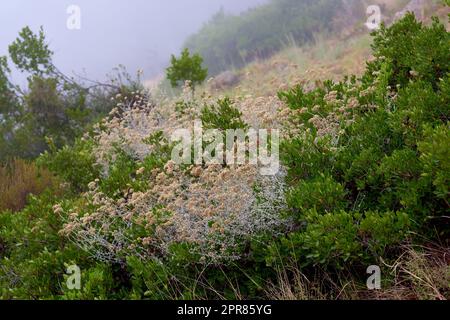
<box><xmin>276</xmin><ymin>13</ymin><xmax>449</xmax><ymax>272</ymax></box>
<box><xmin>98</xmin><ymin>147</ymin><xmax>138</xmax><ymax>198</ymax></box>
<box><xmin>277</xmin><ymin>210</ymin><xmax>363</xmax><ymax>269</ymax></box>
<box><xmin>200</xmin><ymin>97</ymin><xmax>248</xmax><ymax>130</ymax></box>
<box><xmin>266</xmin><ymin>209</ymin><xmax>411</xmax><ymax>269</ymax></box>
<box><xmin>359</xmin><ymin>211</ymin><xmax>411</xmax><ymax>255</ymax></box>
<box><xmin>166</xmin><ymin>48</ymin><xmax>208</xmax><ymax>91</ymax></box>
<box><xmin>281</xmin><ymin>134</ymin><xmax>334</xmax><ymax>182</ymax></box>
<box><xmin>0</xmin><ymin>191</ymin><xmax>85</xmax><ymax>299</ymax></box>
<box><xmin>38</xmin><ymin>137</ymin><xmax>100</xmax><ymax>193</ymax></box>
<box><xmin>418</xmin><ymin>124</ymin><xmax>450</xmax><ymax>203</ymax></box>
<box><xmin>61</xmin><ymin>264</ymin><xmax>124</xmax><ymax>300</ymax></box>
<box><xmin>287</xmin><ymin>174</ymin><xmax>348</xmax><ymax>216</ymax></box>
<box><xmin>364</xmin><ymin>14</ymin><xmax>450</xmax><ymax>90</ymax></box>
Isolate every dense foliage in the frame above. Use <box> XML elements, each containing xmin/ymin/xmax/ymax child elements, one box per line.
<box><xmin>274</xmin><ymin>13</ymin><xmax>449</xmax><ymax>269</ymax></box>
<box><xmin>0</xmin><ymin>14</ymin><xmax>448</xmax><ymax>300</ymax></box>
<box><xmin>200</xmin><ymin>97</ymin><xmax>248</xmax><ymax>130</ymax></box>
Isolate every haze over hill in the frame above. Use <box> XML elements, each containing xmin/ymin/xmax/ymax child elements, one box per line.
<box><xmin>0</xmin><ymin>0</ymin><xmax>267</xmax><ymax>85</ymax></box>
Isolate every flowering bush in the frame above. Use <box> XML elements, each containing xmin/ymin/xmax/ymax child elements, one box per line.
<box><xmin>39</xmin><ymin>78</ymin><xmax>289</xmax><ymax>266</ymax></box>
<box><xmin>200</xmin><ymin>97</ymin><xmax>248</xmax><ymax>130</ymax></box>
<box><xmin>58</xmin><ymin>155</ymin><xmax>288</xmax><ymax>265</ymax></box>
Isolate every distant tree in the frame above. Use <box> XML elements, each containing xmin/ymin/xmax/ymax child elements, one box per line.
<box><xmin>0</xmin><ymin>26</ymin><xmax>125</xmax><ymax>161</ymax></box>
<box><xmin>0</xmin><ymin>56</ymin><xmax>18</xmax><ymax>114</ymax></box>
<box><xmin>26</xmin><ymin>76</ymin><xmax>65</xmax><ymax>129</ymax></box>
<box><xmin>8</xmin><ymin>26</ymin><xmax>54</xmax><ymax>77</ymax></box>
<box><xmin>166</xmin><ymin>48</ymin><xmax>208</xmax><ymax>92</ymax></box>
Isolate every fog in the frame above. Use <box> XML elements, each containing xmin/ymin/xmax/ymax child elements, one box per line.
<box><xmin>0</xmin><ymin>0</ymin><xmax>267</xmax><ymax>83</ymax></box>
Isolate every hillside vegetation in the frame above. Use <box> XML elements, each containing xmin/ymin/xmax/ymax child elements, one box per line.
<box><xmin>185</xmin><ymin>0</ymin><xmax>354</xmax><ymax>75</ymax></box>
<box><xmin>0</xmin><ymin>1</ymin><xmax>449</xmax><ymax>300</ymax></box>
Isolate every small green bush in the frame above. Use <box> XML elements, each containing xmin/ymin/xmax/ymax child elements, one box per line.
<box><xmin>0</xmin><ymin>191</ymin><xmax>85</xmax><ymax>299</ymax></box>
<box><xmin>37</xmin><ymin>137</ymin><xmax>100</xmax><ymax>193</ymax></box>
<box><xmin>418</xmin><ymin>124</ymin><xmax>450</xmax><ymax>202</ymax></box>
<box><xmin>287</xmin><ymin>174</ymin><xmax>348</xmax><ymax>216</ymax></box>
<box><xmin>292</xmin><ymin>209</ymin><xmax>363</xmax><ymax>268</ymax></box>
<box><xmin>166</xmin><ymin>48</ymin><xmax>208</xmax><ymax>91</ymax></box>
<box><xmin>200</xmin><ymin>97</ymin><xmax>248</xmax><ymax>130</ymax></box>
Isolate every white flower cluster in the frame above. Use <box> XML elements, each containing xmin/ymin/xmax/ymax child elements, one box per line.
<box><xmin>60</xmin><ymin>164</ymin><xmax>289</xmax><ymax>264</ymax></box>
<box><xmin>59</xmin><ymin>84</ymin><xmax>291</xmax><ymax>264</ymax></box>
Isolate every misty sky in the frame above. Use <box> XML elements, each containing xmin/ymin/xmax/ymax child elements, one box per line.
<box><xmin>0</xmin><ymin>0</ymin><xmax>267</xmax><ymax>84</ymax></box>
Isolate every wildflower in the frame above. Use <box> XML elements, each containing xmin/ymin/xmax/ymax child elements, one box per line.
<box><xmin>142</xmin><ymin>237</ymin><xmax>152</xmax><ymax>246</ymax></box>
<box><xmin>88</xmin><ymin>181</ymin><xmax>97</xmax><ymax>190</ymax></box>
<box><xmin>53</xmin><ymin>204</ymin><xmax>64</xmax><ymax>215</ymax></box>
<box><xmin>191</xmin><ymin>166</ymin><xmax>202</xmax><ymax>177</ymax></box>
<box><xmin>164</xmin><ymin>160</ymin><xmax>177</xmax><ymax>175</ymax></box>
<box><xmin>409</xmin><ymin>70</ymin><xmax>419</xmax><ymax>77</ymax></box>
<box><xmin>151</xmin><ymin>168</ymin><xmax>160</xmax><ymax>178</ymax></box>
<box><xmin>347</xmin><ymin>97</ymin><xmax>359</xmax><ymax>109</ymax></box>
<box><xmin>156</xmin><ymin>172</ymin><xmax>166</xmax><ymax>184</ymax></box>
<box><xmin>312</xmin><ymin>105</ymin><xmax>321</xmax><ymax>113</ymax></box>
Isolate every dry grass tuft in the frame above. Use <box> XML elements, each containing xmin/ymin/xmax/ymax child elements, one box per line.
<box><xmin>264</xmin><ymin>243</ymin><xmax>449</xmax><ymax>301</ymax></box>
<box><xmin>265</xmin><ymin>266</ymin><xmax>328</xmax><ymax>300</ymax></box>
<box><xmin>0</xmin><ymin>159</ymin><xmax>58</xmax><ymax>212</ymax></box>
<box><xmin>362</xmin><ymin>244</ymin><xmax>450</xmax><ymax>300</ymax></box>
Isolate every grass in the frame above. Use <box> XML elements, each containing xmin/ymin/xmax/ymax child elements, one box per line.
<box><xmin>218</xmin><ymin>32</ymin><xmax>372</xmax><ymax>98</ymax></box>
<box><xmin>0</xmin><ymin>159</ymin><xmax>59</xmax><ymax>212</ymax></box>
<box><xmin>264</xmin><ymin>243</ymin><xmax>449</xmax><ymax>300</ymax></box>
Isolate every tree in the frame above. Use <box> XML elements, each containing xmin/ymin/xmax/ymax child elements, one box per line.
<box><xmin>8</xmin><ymin>26</ymin><xmax>54</xmax><ymax>77</ymax></box>
<box><xmin>0</xmin><ymin>56</ymin><xmax>18</xmax><ymax>114</ymax></box>
<box><xmin>166</xmin><ymin>48</ymin><xmax>208</xmax><ymax>92</ymax></box>
<box><xmin>0</xmin><ymin>26</ymin><xmax>125</xmax><ymax>161</ymax></box>
<box><xmin>26</xmin><ymin>76</ymin><xmax>65</xmax><ymax>128</ymax></box>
